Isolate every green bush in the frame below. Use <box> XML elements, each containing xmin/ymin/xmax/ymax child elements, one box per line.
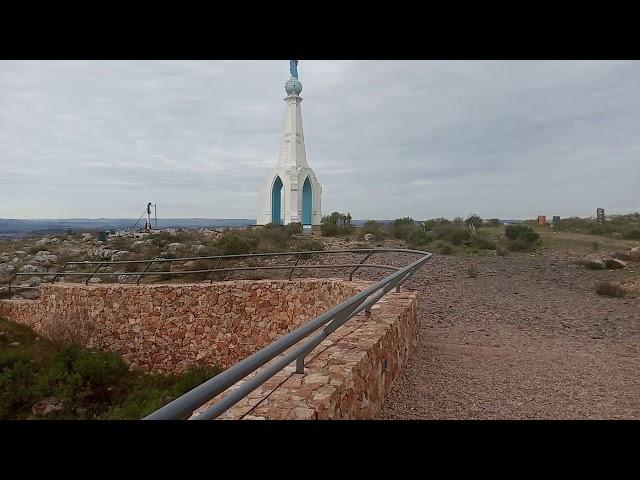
<box><xmin>321</xmin><ymin>212</ymin><xmax>354</xmax><ymax>237</ymax></box>
<box><xmin>294</xmin><ymin>239</ymin><xmax>325</xmax><ymax>252</ymax></box>
<box><xmin>408</xmin><ymin>229</ymin><xmax>431</xmax><ymax>247</ymax></box>
<box><xmin>0</xmin><ymin>350</ymin><xmax>37</xmax><ymax>418</ymax></box>
<box><xmin>392</xmin><ymin>217</ymin><xmax>416</xmax><ymax>240</ymax></box>
<box><xmin>444</xmin><ymin>228</ymin><xmax>472</xmax><ymax>246</ymax></box>
<box><xmin>359</xmin><ymin>220</ymin><xmax>386</xmax><ymax>239</ymax></box>
<box><xmin>465</xmin><ymin>214</ymin><xmax>483</xmax><ymax>229</ymax></box>
<box><xmin>35</xmin><ymin>344</ymin><xmax>130</xmax><ymax>406</ymax></box>
<box><xmin>504</xmin><ymin>225</ymin><xmax>540</xmax><ymax>251</ymax></box>
<box><xmin>424</xmin><ymin>217</ymin><xmax>451</xmax><ymax>231</ymax></box>
<box><xmin>217</xmin><ymin>234</ymin><xmax>251</xmax><ymax>255</ymax></box>
<box><xmin>623</xmin><ymin>229</ymin><xmax>640</xmax><ymax>240</ymax></box>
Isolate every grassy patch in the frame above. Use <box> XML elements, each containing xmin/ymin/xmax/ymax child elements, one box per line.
<box><xmin>0</xmin><ymin>317</ymin><xmax>221</xmax><ymax>420</ymax></box>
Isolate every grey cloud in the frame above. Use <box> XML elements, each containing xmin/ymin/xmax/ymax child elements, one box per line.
<box><xmin>0</xmin><ymin>60</ymin><xmax>638</xmax><ymax>219</ymax></box>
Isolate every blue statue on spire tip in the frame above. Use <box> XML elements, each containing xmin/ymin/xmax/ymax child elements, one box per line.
<box><xmin>290</xmin><ymin>60</ymin><xmax>299</xmax><ymax>79</ymax></box>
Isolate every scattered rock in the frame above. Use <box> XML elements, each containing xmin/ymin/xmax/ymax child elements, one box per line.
<box><xmin>629</xmin><ymin>247</ymin><xmax>640</xmax><ymax>261</ymax></box>
<box><xmin>580</xmin><ymin>258</ymin><xmax>605</xmax><ymax>270</ymax></box>
<box><xmin>167</xmin><ymin>242</ymin><xmax>185</xmax><ymax>252</ymax></box>
<box><xmin>192</xmin><ymin>244</ymin><xmax>206</xmax><ymax>254</ymax></box>
<box><xmin>93</xmin><ymin>245</ymin><xmax>116</xmax><ymax>259</ymax></box>
<box><xmin>35</xmin><ymin>237</ymin><xmax>59</xmax><ymax>247</ymax></box>
<box><xmin>12</xmin><ymin>257</ymin><xmax>20</xmax><ymax>263</ymax></box>
<box><xmin>9</xmin><ymin>342</ymin><xmax>20</xmax><ymax>347</ymax></box>
<box><xmin>0</xmin><ymin>263</ymin><xmax>16</xmax><ymax>274</ymax></box>
<box><xmin>118</xmin><ymin>274</ymin><xmax>137</xmax><ymax>284</ymax></box>
<box><xmin>32</xmin><ymin>397</ymin><xmax>63</xmax><ymax>416</ymax></box>
<box><xmin>26</xmin><ymin>276</ymin><xmax>43</xmax><ymax>287</ymax></box>
<box><xmin>110</xmin><ymin>250</ymin><xmax>131</xmax><ymax>261</ymax></box>
<box><xmin>604</xmin><ymin>258</ymin><xmax>626</xmax><ymax>270</ymax></box>
<box><xmin>19</xmin><ymin>264</ymin><xmax>45</xmax><ymax>274</ymax></box>
<box><xmin>133</xmin><ymin>240</ymin><xmax>149</xmax><ymax>248</ymax></box>
<box><xmin>82</xmin><ymin>233</ymin><xmax>93</xmax><ymax>242</ymax></box>
<box><xmin>0</xmin><ymin>253</ymin><xmax>10</xmax><ymax>262</ymax></box>
<box><xmin>88</xmin><ymin>277</ymin><xmax>102</xmax><ymax>284</ymax></box>
<box><xmin>32</xmin><ymin>250</ymin><xmax>57</xmax><ymax>267</ymax></box>
<box><xmin>364</xmin><ymin>233</ymin><xmax>375</xmax><ymax>242</ymax></box>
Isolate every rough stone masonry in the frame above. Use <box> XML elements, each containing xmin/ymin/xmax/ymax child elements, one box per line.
<box><xmin>0</xmin><ymin>279</ymin><xmax>418</xmax><ymax>419</ymax></box>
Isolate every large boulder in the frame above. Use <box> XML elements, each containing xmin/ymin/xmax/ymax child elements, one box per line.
<box><xmin>19</xmin><ymin>264</ymin><xmax>45</xmax><ymax>274</ymax></box>
<box><xmin>110</xmin><ymin>250</ymin><xmax>131</xmax><ymax>261</ymax></box>
<box><xmin>167</xmin><ymin>242</ymin><xmax>185</xmax><ymax>252</ymax></box>
<box><xmin>0</xmin><ymin>253</ymin><xmax>11</xmax><ymax>262</ymax></box>
<box><xmin>35</xmin><ymin>237</ymin><xmax>59</xmax><ymax>247</ymax></box>
<box><xmin>93</xmin><ymin>245</ymin><xmax>116</xmax><ymax>260</ymax></box>
<box><xmin>364</xmin><ymin>233</ymin><xmax>375</xmax><ymax>242</ymax></box>
<box><xmin>32</xmin><ymin>250</ymin><xmax>57</xmax><ymax>267</ymax></box>
<box><xmin>629</xmin><ymin>247</ymin><xmax>640</xmax><ymax>261</ymax></box>
<box><xmin>82</xmin><ymin>233</ymin><xmax>93</xmax><ymax>242</ymax></box>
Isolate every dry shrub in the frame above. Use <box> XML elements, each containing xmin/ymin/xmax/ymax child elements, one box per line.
<box><xmin>39</xmin><ymin>315</ymin><xmax>96</xmax><ymax>346</ymax></box>
<box><xmin>595</xmin><ymin>281</ymin><xmax>626</xmax><ymax>298</ymax></box>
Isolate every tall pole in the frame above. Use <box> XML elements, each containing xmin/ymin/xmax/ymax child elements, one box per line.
<box><xmin>154</xmin><ymin>204</ymin><xmax>157</xmax><ymax>229</ymax></box>
<box><xmin>146</xmin><ymin>202</ymin><xmax>152</xmax><ymax>232</ymax></box>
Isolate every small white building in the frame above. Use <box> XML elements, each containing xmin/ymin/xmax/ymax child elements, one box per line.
<box><xmin>257</xmin><ymin>62</ymin><xmax>322</xmax><ymax>226</ymax></box>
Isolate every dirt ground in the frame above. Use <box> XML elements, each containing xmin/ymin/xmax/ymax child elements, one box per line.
<box><xmin>375</xmin><ymin>250</ymin><xmax>640</xmax><ymax>419</ymax></box>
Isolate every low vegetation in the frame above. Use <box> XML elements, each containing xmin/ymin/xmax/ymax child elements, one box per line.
<box><xmin>504</xmin><ymin>225</ymin><xmax>541</xmax><ymax>251</ymax></box>
<box><xmin>553</xmin><ymin>213</ymin><xmax>640</xmax><ymax>239</ymax></box>
<box><xmin>320</xmin><ymin>212</ymin><xmax>354</xmax><ymax>237</ymax></box>
<box><xmin>0</xmin><ymin>317</ymin><xmax>221</xmax><ymax>420</ymax></box>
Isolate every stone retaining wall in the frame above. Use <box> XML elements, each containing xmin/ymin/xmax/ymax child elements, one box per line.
<box><xmin>0</xmin><ymin>279</ymin><xmax>420</xmax><ymax>419</ymax></box>
<box><xmin>191</xmin><ymin>290</ymin><xmax>419</xmax><ymax>420</ymax></box>
<box><xmin>0</xmin><ymin>280</ymin><xmax>361</xmax><ymax>373</ymax></box>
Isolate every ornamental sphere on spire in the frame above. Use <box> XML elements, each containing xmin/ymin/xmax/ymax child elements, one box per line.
<box><xmin>285</xmin><ymin>60</ymin><xmax>302</xmax><ymax>96</ymax></box>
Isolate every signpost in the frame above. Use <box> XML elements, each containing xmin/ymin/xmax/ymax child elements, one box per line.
<box><xmin>596</xmin><ymin>208</ymin><xmax>605</xmax><ymax>225</ymax></box>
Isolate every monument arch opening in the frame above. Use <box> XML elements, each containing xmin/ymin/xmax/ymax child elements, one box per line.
<box><xmin>271</xmin><ymin>176</ymin><xmax>284</xmax><ymax>225</ymax></box>
<box><xmin>302</xmin><ymin>176</ymin><xmax>312</xmax><ymax>226</ymax></box>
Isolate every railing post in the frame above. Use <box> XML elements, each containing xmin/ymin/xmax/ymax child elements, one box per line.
<box><xmin>349</xmin><ymin>250</ymin><xmax>374</xmax><ymax>281</ymax></box>
<box><xmin>288</xmin><ymin>252</ymin><xmax>303</xmax><ymax>281</ymax></box>
<box><xmin>51</xmin><ymin>262</ymin><xmax>69</xmax><ymax>284</ymax></box>
<box><xmin>85</xmin><ymin>263</ymin><xmax>104</xmax><ymax>285</ymax></box>
<box><xmin>136</xmin><ymin>261</ymin><xmax>154</xmax><ymax>286</ymax></box>
<box><xmin>209</xmin><ymin>257</ymin><xmax>222</xmax><ymax>283</ymax></box>
<box><xmin>296</xmin><ymin>355</ymin><xmax>305</xmax><ymax>374</ymax></box>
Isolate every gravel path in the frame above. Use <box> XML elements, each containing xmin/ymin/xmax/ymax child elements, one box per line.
<box><xmin>376</xmin><ymin>250</ymin><xmax>640</xmax><ymax>419</ymax></box>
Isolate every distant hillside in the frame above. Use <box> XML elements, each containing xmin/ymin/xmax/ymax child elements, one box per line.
<box><xmin>0</xmin><ymin>218</ymin><xmax>256</xmax><ymax>237</ymax></box>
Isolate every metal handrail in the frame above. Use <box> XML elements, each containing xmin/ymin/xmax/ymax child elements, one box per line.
<box><xmin>143</xmin><ymin>249</ymin><xmax>432</xmax><ymax>420</ymax></box>
<box><xmin>5</xmin><ymin>248</ymin><xmax>425</xmax><ymax>292</ymax></box>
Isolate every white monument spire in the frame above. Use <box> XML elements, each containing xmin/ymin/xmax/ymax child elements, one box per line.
<box><xmin>257</xmin><ymin>61</ymin><xmax>322</xmax><ymax>226</ymax></box>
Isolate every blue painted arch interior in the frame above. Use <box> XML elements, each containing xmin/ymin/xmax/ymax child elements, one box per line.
<box><xmin>302</xmin><ymin>176</ymin><xmax>312</xmax><ymax>225</ymax></box>
<box><xmin>271</xmin><ymin>176</ymin><xmax>283</xmax><ymax>225</ymax></box>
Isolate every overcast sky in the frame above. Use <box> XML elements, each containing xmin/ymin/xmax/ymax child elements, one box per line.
<box><xmin>1</xmin><ymin>60</ymin><xmax>638</xmax><ymax>220</ymax></box>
